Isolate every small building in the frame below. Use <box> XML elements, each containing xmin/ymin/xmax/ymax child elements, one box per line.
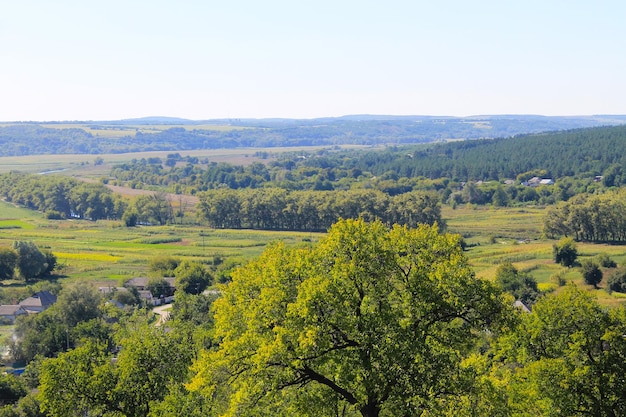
<box><xmin>0</xmin><ymin>305</ymin><xmax>28</xmax><ymax>323</ymax></box>
<box><xmin>522</xmin><ymin>177</ymin><xmax>554</xmax><ymax>187</ymax></box>
<box><xmin>513</xmin><ymin>300</ymin><xmax>532</xmax><ymax>313</ymax></box>
<box><xmin>18</xmin><ymin>290</ymin><xmax>57</xmax><ymax>313</ymax></box>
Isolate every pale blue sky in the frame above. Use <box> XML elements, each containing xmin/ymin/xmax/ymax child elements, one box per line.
<box><xmin>1</xmin><ymin>0</ymin><xmax>625</xmax><ymax>121</ymax></box>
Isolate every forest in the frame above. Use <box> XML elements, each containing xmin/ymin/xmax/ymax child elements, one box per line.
<box><xmin>2</xmin><ymin>121</ymin><xmax>626</xmax><ymax>416</ymax></box>
<box><xmin>1</xmin><ymin>114</ymin><xmax>625</xmax><ymax>156</ymax></box>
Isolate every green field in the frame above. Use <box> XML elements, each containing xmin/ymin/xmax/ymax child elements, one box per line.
<box><xmin>0</xmin><ymin>145</ymin><xmax>366</xmax><ymax>175</ymax></box>
<box><xmin>442</xmin><ymin>205</ymin><xmax>626</xmax><ymax>306</ymax></box>
<box><xmin>1</xmin><ymin>199</ymin><xmax>626</xmax><ymax>306</ymax></box>
<box><xmin>0</xmin><ymin>201</ymin><xmax>321</xmax><ymax>287</ymax></box>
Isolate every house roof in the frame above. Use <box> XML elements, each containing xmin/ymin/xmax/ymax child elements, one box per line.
<box><xmin>0</xmin><ymin>305</ymin><xmax>26</xmax><ymax>316</ymax></box>
<box><xmin>513</xmin><ymin>300</ymin><xmax>532</xmax><ymax>313</ymax></box>
<box><xmin>18</xmin><ymin>290</ymin><xmax>57</xmax><ymax>309</ymax></box>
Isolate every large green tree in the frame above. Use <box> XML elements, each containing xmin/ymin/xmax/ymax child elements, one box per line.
<box><xmin>39</xmin><ymin>324</ymin><xmax>193</xmax><ymax>417</ymax></box>
<box><xmin>12</xmin><ymin>241</ymin><xmax>47</xmax><ymax>280</ymax></box>
<box><xmin>502</xmin><ymin>285</ymin><xmax>626</xmax><ymax>416</ymax></box>
<box><xmin>0</xmin><ymin>248</ymin><xmax>17</xmax><ymax>280</ymax></box>
<box><xmin>188</xmin><ymin>219</ymin><xmax>507</xmax><ymax>417</ymax></box>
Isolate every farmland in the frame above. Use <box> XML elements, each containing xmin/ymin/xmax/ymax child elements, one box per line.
<box><xmin>0</xmin><ymin>200</ymin><xmax>320</xmax><ymax>287</ymax></box>
<box><xmin>2</xmin><ymin>198</ymin><xmax>625</xmax><ymax>306</ymax></box>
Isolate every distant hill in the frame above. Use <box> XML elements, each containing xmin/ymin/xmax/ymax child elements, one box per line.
<box><xmin>0</xmin><ymin>115</ymin><xmax>625</xmax><ymax>156</ymax></box>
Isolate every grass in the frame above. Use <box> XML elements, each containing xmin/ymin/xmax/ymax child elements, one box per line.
<box><xmin>0</xmin><ymin>201</ymin><xmax>322</xmax><ymax>284</ymax></box>
<box><xmin>1</xmin><ymin>198</ymin><xmax>625</xmax><ymax>306</ymax></box>
<box><xmin>443</xmin><ymin>205</ymin><xmax>626</xmax><ymax>305</ymax></box>
<box><xmin>0</xmin><ymin>145</ymin><xmax>366</xmax><ymax>175</ymax></box>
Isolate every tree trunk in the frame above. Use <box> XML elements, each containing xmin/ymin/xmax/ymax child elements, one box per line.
<box><xmin>360</xmin><ymin>401</ymin><xmax>380</xmax><ymax>417</ymax></box>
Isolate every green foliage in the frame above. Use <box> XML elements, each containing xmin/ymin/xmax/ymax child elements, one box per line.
<box><xmin>499</xmin><ymin>285</ymin><xmax>626</xmax><ymax>416</ymax></box>
<box><xmin>38</xmin><ymin>325</ymin><xmax>194</xmax><ymax>417</ymax></box>
<box><xmin>197</xmin><ymin>188</ymin><xmax>442</xmax><ymax>232</ymax></box>
<box><xmin>552</xmin><ymin>237</ymin><xmax>578</xmax><ymax>267</ymax></box>
<box><xmin>606</xmin><ymin>267</ymin><xmax>626</xmax><ymax>294</ymax></box>
<box><xmin>188</xmin><ymin>219</ymin><xmax>507</xmax><ymax>416</ymax></box>
<box><xmin>580</xmin><ymin>259</ymin><xmax>603</xmax><ymax>288</ymax></box>
<box><xmin>149</xmin><ymin>255</ymin><xmax>180</xmax><ymax>277</ymax></box>
<box><xmin>174</xmin><ymin>261</ymin><xmax>211</xmax><ymax>295</ymax></box>
<box><xmin>0</xmin><ymin>248</ymin><xmax>17</xmax><ymax>280</ymax></box>
<box><xmin>122</xmin><ymin>208</ymin><xmax>138</xmax><ymax>227</ymax></box>
<box><xmin>0</xmin><ymin>172</ymin><xmax>126</xmax><ymax>221</ymax></box>
<box><xmin>146</xmin><ymin>277</ymin><xmax>173</xmax><ymax>298</ymax></box>
<box><xmin>544</xmin><ymin>189</ymin><xmax>626</xmax><ymax>242</ymax></box>
<box><xmin>13</xmin><ymin>284</ymin><xmax>107</xmax><ymax>362</ymax></box>
<box><xmin>11</xmin><ymin>241</ymin><xmax>47</xmax><ymax>280</ymax></box>
<box><xmin>112</xmin><ymin>288</ymin><xmax>141</xmax><ymax>306</ymax></box>
<box><xmin>494</xmin><ymin>262</ymin><xmax>540</xmax><ymax>304</ymax></box>
<box><xmin>0</xmin><ymin>374</ymin><xmax>27</xmax><ymax>406</ymax></box>
<box><xmin>133</xmin><ymin>193</ymin><xmax>174</xmax><ymax>225</ymax></box>
<box><xmin>55</xmin><ymin>282</ymin><xmax>103</xmax><ymax>327</ymax></box>
<box><xmin>596</xmin><ymin>253</ymin><xmax>617</xmax><ymax>268</ymax></box>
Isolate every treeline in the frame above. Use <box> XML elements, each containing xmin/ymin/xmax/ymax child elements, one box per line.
<box><xmin>197</xmin><ymin>188</ymin><xmax>442</xmax><ymax>231</ymax></box>
<box><xmin>108</xmin><ymin>125</ymin><xmax>626</xmax><ymax>202</ymax></box>
<box><xmin>544</xmin><ymin>188</ymin><xmax>626</xmax><ymax>242</ymax></box>
<box><xmin>2</xmin><ymin>115</ymin><xmax>624</xmax><ymax>156</ymax></box>
<box><xmin>347</xmin><ymin>124</ymin><xmax>626</xmax><ymax>181</ymax></box>
<box><xmin>0</xmin><ymin>172</ymin><xmax>126</xmax><ymax>220</ymax></box>
<box><xmin>109</xmin><ymin>151</ymin><xmax>607</xmax><ymax>209</ymax></box>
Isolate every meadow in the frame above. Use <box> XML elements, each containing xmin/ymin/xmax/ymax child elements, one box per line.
<box><xmin>443</xmin><ymin>205</ymin><xmax>626</xmax><ymax>306</ymax></box>
<box><xmin>1</xmin><ymin>198</ymin><xmax>624</xmax><ymax>305</ymax></box>
<box><xmin>0</xmin><ymin>200</ymin><xmax>321</xmax><ymax>288</ymax></box>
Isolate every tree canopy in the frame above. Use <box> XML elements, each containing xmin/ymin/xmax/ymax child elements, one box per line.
<box><xmin>188</xmin><ymin>219</ymin><xmax>507</xmax><ymax>417</ymax></box>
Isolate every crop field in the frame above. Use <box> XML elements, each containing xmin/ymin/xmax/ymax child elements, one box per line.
<box><xmin>37</xmin><ymin>123</ymin><xmax>247</xmax><ymax>138</ymax></box>
<box><xmin>443</xmin><ymin>205</ymin><xmax>626</xmax><ymax>305</ymax></box>
<box><xmin>1</xmin><ymin>198</ymin><xmax>626</xmax><ymax>306</ymax></box>
<box><xmin>0</xmin><ymin>201</ymin><xmax>321</xmax><ymax>287</ymax></box>
<box><xmin>0</xmin><ymin>145</ymin><xmax>365</xmax><ymax>175</ymax></box>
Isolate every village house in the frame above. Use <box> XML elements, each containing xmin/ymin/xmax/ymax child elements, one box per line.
<box><xmin>18</xmin><ymin>290</ymin><xmax>57</xmax><ymax>313</ymax></box>
<box><xmin>0</xmin><ymin>305</ymin><xmax>28</xmax><ymax>323</ymax></box>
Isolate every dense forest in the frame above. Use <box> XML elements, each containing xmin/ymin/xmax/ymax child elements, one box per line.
<box><xmin>1</xmin><ymin>115</ymin><xmax>625</xmax><ymax>156</ymax></box>
<box><xmin>108</xmin><ymin>125</ymin><xmax>626</xmax><ymax>209</ymax></box>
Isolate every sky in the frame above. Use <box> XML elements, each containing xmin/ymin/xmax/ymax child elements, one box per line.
<box><xmin>1</xmin><ymin>0</ymin><xmax>626</xmax><ymax>121</ymax></box>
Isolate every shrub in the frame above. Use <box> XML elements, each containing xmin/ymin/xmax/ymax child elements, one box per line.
<box><xmin>550</xmin><ymin>270</ymin><xmax>567</xmax><ymax>287</ymax></box>
<box><xmin>149</xmin><ymin>256</ymin><xmax>180</xmax><ymax>277</ymax></box>
<box><xmin>596</xmin><ymin>253</ymin><xmax>617</xmax><ymax>268</ymax></box>
<box><xmin>44</xmin><ymin>210</ymin><xmax>65</xmax><ymax>220</ymax></box>
<box><xmin>606</xmin><ymin>267</ymin><xmax>626</xmax><ymax>293</ymax></box>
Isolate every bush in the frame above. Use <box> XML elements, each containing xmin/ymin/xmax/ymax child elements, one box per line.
<box><xmin>596</xmin><ymin>253</ymin><xmax>617</xmax><ymax>268</ymax></box>
<box><xmin>174</xmin><ymin>261</ymin><xmax>212</xmax><ymax>295</ymax></box>
<box><xmin>495</xmin><ymin>261</ymin><xmax>540</xmax><ymax>304</ymax></box>
<box><xmin>606</xmin><ymin>267</ymin><xmax>626</xmax><ymax>293</ymax></box>
<box><xmin>44</xmin><ymin>210</ymin><xmax>65</xmax><ymax>220</ymax></box>
<box><xmin>149</xmin><ymin>256</ymin><xmax>180</xmax><ymax>277</ymax></box>
<box><xmin>551</xmin><ymin>270</ymin><xmax>567</xmax><ymax>287</ymax></box>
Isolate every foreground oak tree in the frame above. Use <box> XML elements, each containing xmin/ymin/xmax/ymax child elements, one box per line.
<box><xmin>188</xmin><ymin>219</ymin><xmax>506</xmax><ymax>416</ymax></box>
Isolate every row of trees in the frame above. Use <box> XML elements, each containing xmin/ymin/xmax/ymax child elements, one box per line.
<box><xmin>543</xmin><ymin>188</ymin><xmax>626</xmax><ymax>241</ymax></box>
<box><xmin>197</xmin><ymin>188</ymin><xmax>442</xmax><ymax>231</ymax></box>
<box><xmin>0</xmin><ymin>172</ymin><xmax>126</xmax><ymax>221</ymax></box>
